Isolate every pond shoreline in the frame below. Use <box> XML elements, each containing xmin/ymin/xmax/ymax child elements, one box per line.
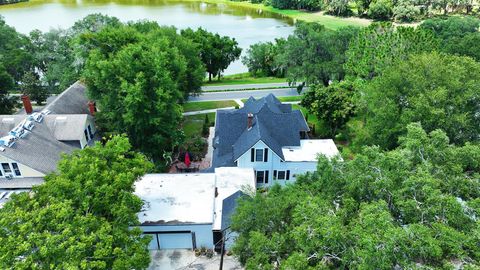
<box><xmin>0</xmin><ymin>0</ymin><xmax>371</xmax><ymax>29</ymax></box>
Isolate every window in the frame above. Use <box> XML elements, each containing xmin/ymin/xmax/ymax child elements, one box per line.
<box><xmin>273</xmin><ymin>170</ymin><xmax>290</xmax><ymax>180</ymax></box>
<box><xmin>87</xmin><ymin>125</ymin><xmax>93</xmax><ymax>139</ymax></box>
<box><xmin>2</xmin><ymin>163</ymin><xmax>12</xmax><ymax>174</ymax></box>
<box><xmin>84</xmin><ymin>129</ymin><xmax>89</xmax><ymax>142</ymax></box>
<box><xmin>12</xmin><ymin>163</ymin><xmax>21</xmax><ymax>176</ymax></box>
<box><xmin>256</xmin><ymin>170</ymin><xmax>269</xmax><ymax>185</ymax></box>
<box><xmin>255</xmin><ymin>149</ymin><xmax>263</xmax><ymax>162</ymax></box>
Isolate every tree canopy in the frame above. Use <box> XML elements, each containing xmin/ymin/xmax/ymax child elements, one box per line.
<box><xmin>420</xmin><ymin>16</ymin><xmax>480</xmax><ymax>61</ymax></box>
<box><xmin>358</xmin><ymin>52</ymin><xmax>480</xmax><ymax>149</ymax></box>
<box><xmin>275</xmin><ymin>22</ymin><xmax>359</xmax><ymax>86</ymax></box>
<box><xmin>232</xmin><ymin>123</ymin><xmax>480</xmax><ymax>269</ymax></box>
<box><xmin>0</xmin><ymin>136</ymin><xmax>153</xmax><ymax>269</ymax></box>
<box><xmin>82</xmin><ymin>22</ymin><xmax>203</xmax><ymax>163</ymax></box>
<box><xmin>345</xmin><ymin>23</ymin><xmax>438</xmax><ymax>80</ymax></box>
<box><xmin>301</xmin><ymin>81</ymin><xmax>356</xmax><ymax>137</ymax></box>
<box><xmin>181</xmin><ymin>27</ymin><xmax>241</xmax><ymax>82</ymax></box>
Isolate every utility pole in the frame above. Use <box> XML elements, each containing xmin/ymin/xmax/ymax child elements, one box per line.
<box><xmin>219</xmin><ymin>232</ymin><xmax>225</xmax><ymax>270</ymax></box>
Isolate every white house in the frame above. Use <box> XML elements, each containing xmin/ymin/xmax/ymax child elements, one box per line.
<box><xmin>134</xmin><ymin>167</ymin><xmax>255</xmax><ymax>250</ymax></box>
<box><xmin>0</xmin><ymin>82</ymin><xmax>97</xmax><ymax>205</ymax></box>
<box><xmin>211</xmin><ymin>94</ymin><xmax>340</xmax><ymax>187</ymax></box>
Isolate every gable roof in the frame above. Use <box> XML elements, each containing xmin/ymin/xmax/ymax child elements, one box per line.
<box><xmin>0</xmin><ymin>81</ymin><xmax>95</xmax><ymax>176</ymax></box>
<box><xmin>0</xmin><ymin>115</ymin><xmax>89</xmax><ymax>174</ymax></box>
<box><xmin>212</xmin><ymin>94</ymin><xmax>309</xmax><ymax>168</ymax></box>
<box><xmin>44</xmin><ymin>81</ymin><xmax>91</xmax><ymax>115</ymax></box>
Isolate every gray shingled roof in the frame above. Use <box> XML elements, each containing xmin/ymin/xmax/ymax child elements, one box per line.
<box><xmin>0</xmin><ymin>115</ymin><xmax>81</xmax><ymax>174</ymax></box>
<box><xmin>212</xmin><ymin>94</ymin><xmax>309</xmax><ymax>168</ymax></box>
<box><xmin>221</xmin><ymin>190</ymin><xmax>245</xmax><ymax>231</ymax></box>
<box><xmin>44</xmin><ymin>81</ymin><xmax>91</xmax><ymax>115</ymax></box>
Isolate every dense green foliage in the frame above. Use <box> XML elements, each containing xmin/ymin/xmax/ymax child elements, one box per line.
<box><xmin>181</xmin><ymin>27</ymin><xmax>241</xmax><ymax>82</ymax></box>
<box><xmin>301</xmin><ymin>81</ymin><xmax>356</xmax><ymax>136</ymax></box>
<box><xmin>241</xmin><ymin>39</ymin><xmax>286</xmax><ymax>77</ymax></box>
<box><xmin>278</xmin><ymin>23</ymin><xmax>359</xmax><ymax>86</ymax></box>
<box><xmin>244</xmin><ymin>23</ymin><xmax>359</xmax><ymax>86</ymax></box>
<box><xmin>235</xmin><ymin>0</ymin><xmax>477</xmax><ymax>21</ymax></box>
<box><xmin>82</xmin><ymin>22</ymin><xmax>203</xmax><ymax>163</ymax></box>
<box><xmin>358</xmin><ymin>52</ymin><xmax>480</xmax><ymax>149</ymax></box>
<box><xmin>0</xmin><ymin>16</ymin><xmax>32</xmax><ymax>113</ymax></box>
<box><xmin>0</xmin><ymin>0</ymin><xmax>26</xmax><ymax>4</ymax></box>
<box><xmin>345</xmin><ymin>23</ymin><xmax>438</xmax><ymax>79</ymax></box>
<box><xmin>232</xmin><ymin>123</ymin><xmax>480</xmax><ymax>269</ymax></box>
<box><xmin>420</xmin><ymin>16</ymin><xmax>480</xmax><ymax>61</ymax></box>
<box><xmin>0</xmin><ymin>136</ymin><xmax>153</xmax><ymax>269</ymax></box>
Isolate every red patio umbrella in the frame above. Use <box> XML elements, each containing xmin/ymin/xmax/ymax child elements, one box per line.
<box><xmin>184</xmin><ymin>152</ymin><xmax>191</xmax><ymax>168</ymax></box>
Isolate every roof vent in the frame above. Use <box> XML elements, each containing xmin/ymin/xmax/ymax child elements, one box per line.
<box><xmin>30</xmin><ymin>112</ymin><xmax>44</xmax><ymax>123</ymax></box>
<box><xmin>22</xmin><ymin>120</ymin><xmax>35</xmax><ymax>131</ymax></box>
<box><xmin>9</xmin><ymin>124</ymin><xmax>26</xmax><ymax>139</ymax></box>
<box><xmin>0</xmin><ymin>135</ymin><xmax>16</xmax><ymax>147</ymax></box>
<box><xmin>41</xmin><ymin>109</ymin><xmax>51</xmax><ymax>115</ymax></box>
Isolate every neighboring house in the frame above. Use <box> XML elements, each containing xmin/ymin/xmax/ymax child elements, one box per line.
<box><xmin>211</xmin><ymin>94</ymin><xmax>340</xmax><ymax>187</ymax></box>
<box><xmin>134</xmin><ymin>167</ymin><xmax>255</xmax><ymax>251</ymax></box>
<box><xmin>0</xmin><ymin>81</ymin><xmax>97</xmax><ymax>206</ymax></box>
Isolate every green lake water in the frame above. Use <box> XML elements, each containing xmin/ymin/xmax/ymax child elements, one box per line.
<box><xmin>0</xmin><ymin>0</ymin><xmax>294</xmax><ymax>74</ymax></box>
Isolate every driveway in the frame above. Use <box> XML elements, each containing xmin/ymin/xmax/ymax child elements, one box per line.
<box><xmin>189</xmin><ymin>88</ymin><xmax>300</xmax><ymax>102</ymax></box>
<box><xmin>148</xmin><ymin>250</ymin><xmax>243</xmax><ymax>270</ymax></box>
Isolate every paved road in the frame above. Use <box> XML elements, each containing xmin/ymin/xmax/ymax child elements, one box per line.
<box><xmin>189</xmin><ymin>88</ymin><xmax>300</xmax><ymax>101</ymax></box>
<box><xmin>201</xmin><ymin>82</ymin><xmax>290</xmax><ymax>91</ymax></box>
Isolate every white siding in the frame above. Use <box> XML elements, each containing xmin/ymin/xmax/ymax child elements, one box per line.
<box><xmin>236</xmin><ymin>140</ymin><xmax>318</xmax><ymax>187</ymax></box>
<box><xmin>0</xmin><ymin>155</ymin><xmax>44</xmax><ymax>178</ymax></box>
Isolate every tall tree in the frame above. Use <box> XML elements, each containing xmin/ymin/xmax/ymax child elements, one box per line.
<box><xmin>420</xmin><ymin>16</ymin><xmax>480</xmax><ymax>61</ymax></box>
<box><xmin>301</xmin><ymin>81</ymin><xmax>356</xmax><ymax>137</ymax></box>
<box><xmin>242</xmin><ymin>39</ymin><xmax>286</xmax><ymax>77</ymax></box>
<box><xmin>19</xmin><ymin>70</ymin><xmax>47</xmax><ymax>105</ymax></box>
<box><xmin>276</xmin><ymin>22</ymin><xmax>359</xmax><ymax>87</ymax></box>
<box><xmin>181</xmin><ymin>27</ymin><xmax>241</xmax><ymax>81</ymax></box>
<box><xmin>0</xmin><ymin>63</ymin><xmax>16</xmax><ymax>113</ymax></box>
<box><xmin>0</xmin><ymin>136</ymin><xmax>153</xmax><ymax>269</ymax></box>
<box><xmin>345</xmin><ymin>23</ymin><xmax>438</xmax><ymax>80</ymax></box>
<box><xmin>232</xmin><ymin>123</ymin><xmax>480</xmax><ymax>269</ymax></box>
<box><xmin>82</xmin><ymin>24</ymin><xmax>195</xmax><ymax>163</ymax></box>
<box><xmin>359</xmin><ymin>52</ymin><xmax>480</xmax><ymax>149</ymax></box>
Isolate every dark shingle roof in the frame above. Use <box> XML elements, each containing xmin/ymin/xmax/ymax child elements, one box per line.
<box><xmin>221</xmin><ymin>190</ymin><xmax>245</xmax><ymax>231</ymax></box>
<box><xmin>44</xmin><ymin>81</ymin><xmax>90</xmax><ymax>115</ymax></box>
<box><xmin>212</xmin><ymin>94</ymin><xmax>309</xmax><ymax>168</ymax></box>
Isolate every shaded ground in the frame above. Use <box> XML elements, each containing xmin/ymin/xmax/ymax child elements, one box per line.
<box><xmin>148</xmin><ymin>250</ymin><xmax>243</xmax><ymax>270</ymax></box>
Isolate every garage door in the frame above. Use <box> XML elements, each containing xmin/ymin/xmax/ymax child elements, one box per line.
<box><xmin>158</xmin><ymin>233</ymin><xmax>193</xmax><ymax>249</ymax></box>
<box><xmin>146</xmin><ymin>232</ymin><xmax>194</xmax><ymax>250</ymax></box>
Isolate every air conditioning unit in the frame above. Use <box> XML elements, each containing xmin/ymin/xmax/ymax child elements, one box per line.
<box><xmin>5</xmin><ymin>174</ymin><xmax>13</xmax><ymax>180</ymax></box>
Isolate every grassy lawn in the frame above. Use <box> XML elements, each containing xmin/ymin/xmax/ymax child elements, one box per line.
<box><xmin>182</xmin><ymin>112</ymin><xmax>216</xmax><ymax>138</ymax></box>
<box><xmin>183</xmin><ymin>100</ymin><xmax>237</xmax><ymax>112</ymax></box>
<box><xmin>204</xmin><ymin>72</ymin><xmax>286</xmax><ymax>86</ymax></box>
<box><xmin>277</xmin><ymin>96</ymin><xmax>302</xmax><ymax>102</ymax></box>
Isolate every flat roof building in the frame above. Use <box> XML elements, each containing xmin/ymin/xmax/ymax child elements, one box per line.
<box><xmin>135</xmin><ymin>168</ymin><xmax>255</xmax><ymax>250</ymax></box>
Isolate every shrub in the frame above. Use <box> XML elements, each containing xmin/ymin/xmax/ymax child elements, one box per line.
<box><xmin>393</xmin><ymin>2</ymin><xmax>420</xmax><ymax>22</ymax></box>
<box><xmin>367</xmin><ymin>0</ymin><xmax>393</xmax><ymax>20</ymax></box>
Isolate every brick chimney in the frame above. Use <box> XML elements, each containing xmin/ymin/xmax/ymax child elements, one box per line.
<box><xmin>247</xmin><ymin>113</ymin><xmax>253</xmax><ymax>129</ymax></box>
<box><xmin>21</xmin><ymin>94</ymin><xmax>33</xmax><ymax>114</ymax></box>
<box><xmin>88</xmin><ymin>101</ymin><xmax>97</xmax><ymax>116</ymax></box>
